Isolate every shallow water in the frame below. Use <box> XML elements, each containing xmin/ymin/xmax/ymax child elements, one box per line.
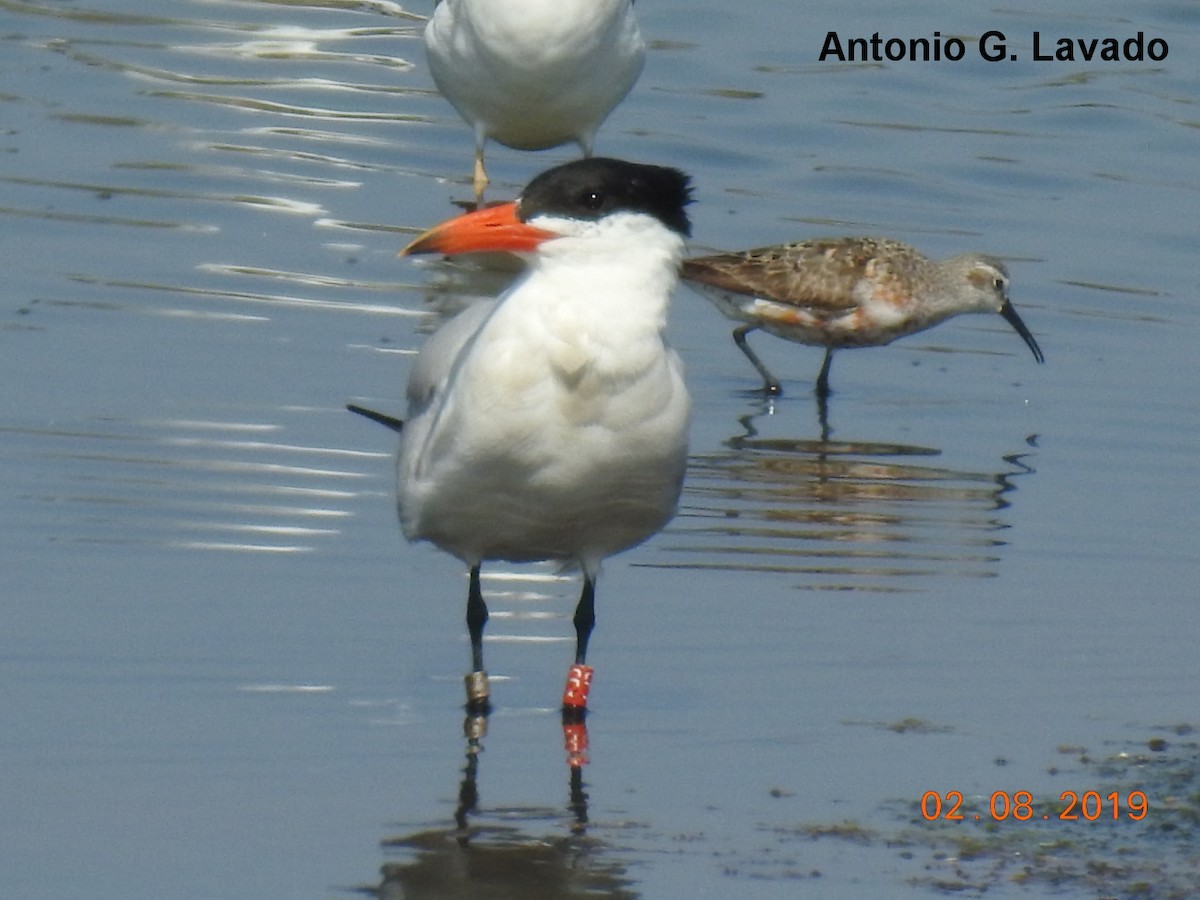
<box><xmin>3</xmin><ymin>1</ymin><xmax>1198</xmax><ymax>898</ymax></box>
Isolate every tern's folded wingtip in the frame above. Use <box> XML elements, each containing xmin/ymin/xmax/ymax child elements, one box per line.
<box><xmin>346</xmin><ymin>403</ymin><xmax>404</xmax><ymax>433</ymax></box>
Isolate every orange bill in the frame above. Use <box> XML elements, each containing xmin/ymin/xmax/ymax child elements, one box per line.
<box><xmin>401</xmin><ymin>201</ymin><xmax>559</xmax><ymax>256</ymax></box>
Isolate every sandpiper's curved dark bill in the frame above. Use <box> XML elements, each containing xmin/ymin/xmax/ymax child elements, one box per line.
<box><xmin>681</xmin><ymin>236</ymin><xmax>1044</xmax><ymax>396</ymax></box>
<box><xmin>423</xmin><ymin>0</ymin><xmax>645</xmax><ymax>199</ymax></box>
<box><xmin>391</xmin><ymin>158</ymin><xmax>693</xmax><ymax>715</ymax></box>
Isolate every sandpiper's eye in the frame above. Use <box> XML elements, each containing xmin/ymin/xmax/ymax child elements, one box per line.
<box><xmin>993</xmin><ymin>277</ymin><xmax>1006</xmax><ymax>291</ymax></box>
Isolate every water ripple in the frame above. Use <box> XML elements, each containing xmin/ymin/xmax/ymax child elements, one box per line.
<box><xmin>1</xmin><ymin>415</ymin><xmax>386</xmax><ymax>555</ymax></box>
<box><xmin>650</xmin><ymin>432</ymin><xmax>1036</xmax><ymax>592</ymax></box>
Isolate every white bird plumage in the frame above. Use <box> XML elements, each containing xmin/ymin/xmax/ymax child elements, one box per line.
<box><xmin>399</xmin><ymin>230</ymin><xmax>688</xmax><ymax>570</ymax></box>
<box><xmin>393</xmin><ymin>157</ymin><xmax>693</xmax><ymax>713</ymax></box>
<box><xmin>424</xmin><ymin>0</ymin><xmax>645</xmax><ymax>198</ymax></box>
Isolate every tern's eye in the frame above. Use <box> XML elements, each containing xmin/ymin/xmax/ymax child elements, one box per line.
<box><xmin>580</xmin><ymin>189</ymin><xmax>605</xmax><ymax>210</ymax></box>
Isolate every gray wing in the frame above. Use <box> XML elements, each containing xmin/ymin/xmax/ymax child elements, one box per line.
<box><xmin>405</xmin><ymin>298</ymin><xmax>499</xmax><ymax>416</ymax></box>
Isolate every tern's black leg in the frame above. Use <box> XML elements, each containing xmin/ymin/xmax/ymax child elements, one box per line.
<box><xmin>572</xmin><ymin>577</ymin><xmax>596</xmax><ymax>666</ymax></box>
<box><xmin>464</xmin><ymin>565</ymin><xmax>490</xmax><ymax>713</ymax></box>
<box><xmin>732</xmin><ymin>325</ymin><xmax>782</xmax><ymax>395</ymax></box>
<box><xmin>467</xmin><ymin>565</ymin><xmax>488</xmax><ymax>672</ymax></box>
<box><xmin>562</xmin><ymin>577</ymin><xmax>598</xmax><ymax>716</ymax></box>
<box><xmin>562</xmin><ymin>577</ymin><xmax>598</xmax><ymax>715</ymax></box>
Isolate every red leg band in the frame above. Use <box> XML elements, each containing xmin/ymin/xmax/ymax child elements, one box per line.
<box><xmin>561</xmin><ymin>663</ymin><xmax>594</xmax><ymax>709</ymax></box>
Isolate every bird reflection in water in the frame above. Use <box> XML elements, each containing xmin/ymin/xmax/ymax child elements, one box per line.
<box><xmin>654</xmin><ymin>402</ymin><xmax>1040</xmax><ymax>592</ymax></box>
<box><xmin>369</xmin><ymin>712</ymin><xmax>638</xmax><ymax>900</ymax></box>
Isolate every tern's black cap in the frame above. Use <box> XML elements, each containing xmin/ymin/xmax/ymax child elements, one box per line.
<box><xmin>517</xmin><ymin>158</ymin><xmax>693</xmax><ymax>238</ymax></box>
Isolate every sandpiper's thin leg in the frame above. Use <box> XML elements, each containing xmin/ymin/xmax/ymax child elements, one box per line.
<box><xmin>732</xmin><ymin>325</ymin><xmax>782</xmax><ymax>395</ymax></box>
<box><xmin>815</xmin><ymin>347</ymin><xmax>835</xmax><ymax>400</ymax></box>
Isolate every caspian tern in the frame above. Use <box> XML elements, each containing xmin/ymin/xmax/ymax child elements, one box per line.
<box><xmin>682</xmin><ymin>236</ymin><xmax>1044</xmax><ymax>397</ymax></box>
<box><xmin>423</xmin><ymin>0</ymin><xmax>646</xmax><ymax>199</ymax></box>
<box><xmin>393</xmin><ymin>157</ymin><xmax>692</xmax><ymax>714</ymax></box>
